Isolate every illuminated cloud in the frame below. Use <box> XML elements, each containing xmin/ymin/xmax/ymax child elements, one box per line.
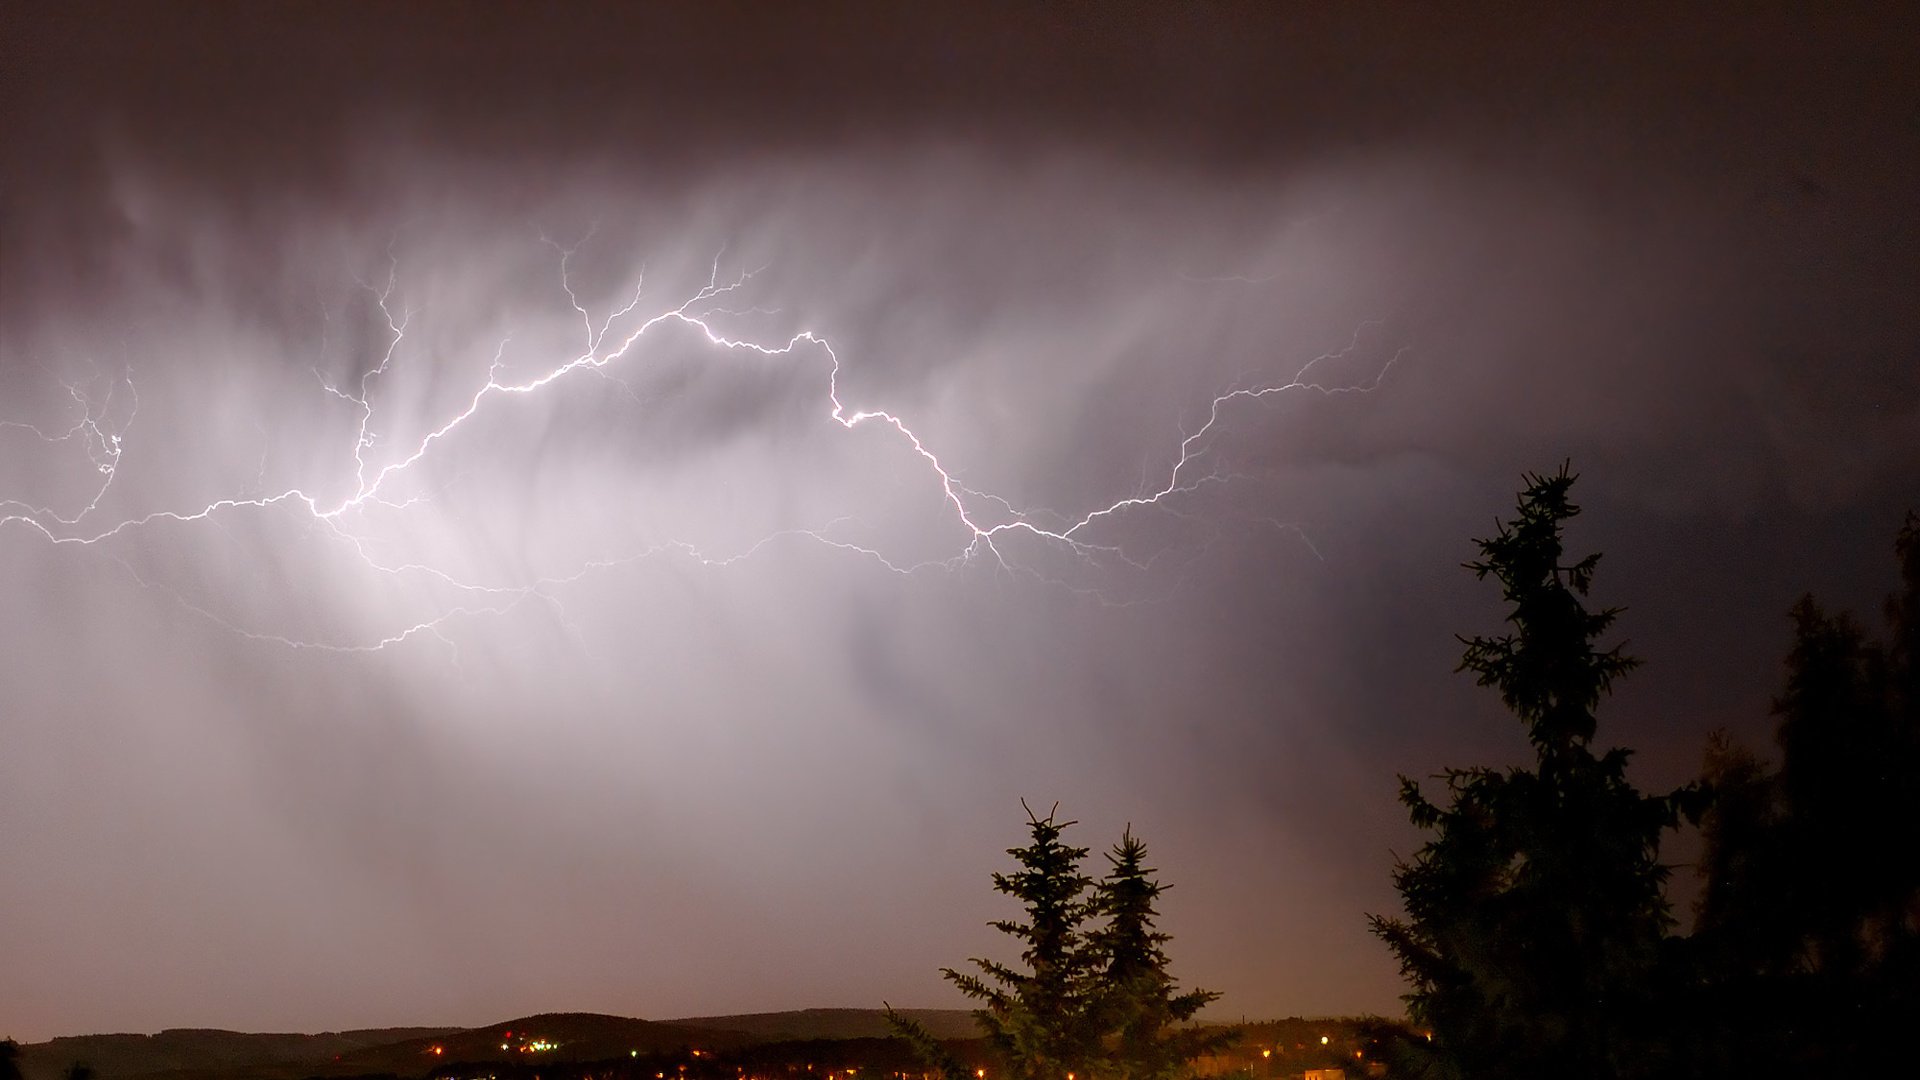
<box><xmin>1</xmin><ymin>2</ymin><xmax>1914</xmax><ymax>1040</ymax></box>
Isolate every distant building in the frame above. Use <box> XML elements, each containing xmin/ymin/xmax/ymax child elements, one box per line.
<box><xmin>1302</xmin><ymin>1071</ymin><xmax>1345</xmax><ymax>1080</ymax></box>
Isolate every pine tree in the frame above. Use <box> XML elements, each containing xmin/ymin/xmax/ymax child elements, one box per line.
<box><xmin>1369</xmin><ymin>465</ymin><xmax>1694</xmax><ymax>1080</ymax></box>
<box><xmin>1087</xmin><ymin>829</ymin><xmax>1231</xmax><ymax>1080</ymax></box>
<box><xmin>943</xmin><ymin>801</ymin><xmax>1104</xmax><ymax>1080</ymax></box>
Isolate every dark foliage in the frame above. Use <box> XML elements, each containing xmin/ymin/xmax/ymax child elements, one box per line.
<box><xmin>906</xmin><ymin>804</ymin><xmax>1224</xmax><ymax>1080</ymax></box>
<box><xmin>1087</xmin><ymin>829</ymin><xmax>1233</xmax><ymax>1080</ymax></box>
<box><xmin>883</xmin><ymin>1011</ymin><xmax>973</xmax><ymax>1080</ymax></box>
<box><xmin>1687</xmin><ymin>512</ymin><xmax>1920</xmax><ymax>1074</ymax></box>
<box><xmin>940</xmin><ymin>801</ymin><xmax>1104</xmax><ymax>1080</ymax></box>
<box><xmin>1369</xmin><ymin>466</ymin><xmax>1698</xmax><ymax>1080</ymax></box>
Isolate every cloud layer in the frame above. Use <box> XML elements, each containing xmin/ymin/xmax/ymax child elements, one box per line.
<box><xmin>3</xmin><ymin>1</ymin><xmax>1917</xmax><ymax>1040</ymax></box>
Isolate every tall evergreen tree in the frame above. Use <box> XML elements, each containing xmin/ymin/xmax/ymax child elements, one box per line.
<box><xmin>1772</xmin><ymin>599</ymin><xmax>1902</xmax><ymax>974</ymax></box>
<box><xmin>1692</xmin><ymin>730</ymin><xmax>1791</xmax><ymax>975</ymax></box>
<box><xmin>943</xmin><ymin>802</ymin><xmax>1104</xmax><ymax>1080</ymax></box>
<box><xmin>1087</xmin><ymin>829</ymin><xmax>1231</xmax><ymax>1080</ymax></box>
<box><xmin>1369</xmin><ymin>466</ymin><xmax>1694</xmax><ymax>1080</ymax></box>
<box><xmin>1690</xmin><ymin>512</ymin><xmax>1920</xmax><ymax>1072</ymax></box>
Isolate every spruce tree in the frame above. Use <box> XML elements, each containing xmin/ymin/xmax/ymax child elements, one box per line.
<box><xmin>943</xmin><ymin>801</ymin><xmax>1103</xmax><ymax>1080</ymax></box>
<box><xmin>1088</xmin><ymin>829</ymin><xmax>1231</xmax><ymax>1080</ymax></box>
<box><xmin>903</xmin><ymin>809</ymin><xmax>1233</xmax><ymax>1080</ymax></box>
<box><xmin>1369</xmin><ymin>465</ymin><xmax>1694</xmax><ymax>1080</ymax></box>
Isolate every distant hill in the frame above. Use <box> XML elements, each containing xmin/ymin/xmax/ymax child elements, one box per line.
<box><xmin>323</xmin><ymin>1012</ymin><xmax>758</xmax><ymax>1077</ymax></box>
<box><xmin>13</xmin><ymin>1009</ymin><xmax>977</xmax><ymax>1080</ymax></box>
<box><xmin>16</xmin><ymin>1027</ymin><xmax>459</xmax><ymax>1080</ymax></box>
<box><xmin>665</xmin><ymin>1009</ymin><xmax>980</xmax><ymax>1042</ymax></box>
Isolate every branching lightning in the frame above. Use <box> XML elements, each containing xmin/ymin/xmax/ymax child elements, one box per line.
<box><xmin>1</xmin><ymin>242</ymin><xmax>1403</xmax><ymax>654</ymax></box>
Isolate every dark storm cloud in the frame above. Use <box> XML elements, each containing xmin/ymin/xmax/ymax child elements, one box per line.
<box><xmin>4</xmin><ymin>0</ymin><xmax>1918</xmax><ymax>1042</ymax></box>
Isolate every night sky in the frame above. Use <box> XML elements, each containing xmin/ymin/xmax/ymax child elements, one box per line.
<box><xmin>4</xmin><ymin>2</ymin><xmax>1918</xmax><ymax>1042</ymax></box>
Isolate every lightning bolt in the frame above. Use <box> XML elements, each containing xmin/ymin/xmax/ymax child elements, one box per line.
<box><xmin>1</xmin><ymin>241</ymin><xmax>1404</xmax><ymax>654</ymax></box>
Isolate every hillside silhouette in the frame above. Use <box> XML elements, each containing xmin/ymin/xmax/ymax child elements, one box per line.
<box><xmin>14</xmin><ymin>1028</ymin><xmax>457</xmax><ymax>1080</ymax></box>
<box><xmin>14</xmin><ymin>1010</ymin><xmax>981</xmax><ymax>1080</ymax></box>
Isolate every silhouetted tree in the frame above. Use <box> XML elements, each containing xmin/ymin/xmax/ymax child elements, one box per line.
<box><xmin>943</xmin><ymin>801</ymin><xmax>1104</xmax><ymax>1080</ymax></box>
<box><xmin>0</xmin><ymin>1039</ymin><xmax>21</xmax><ymax>1080</ymax></box>
<box><xmin>1689</xmin><ymin>511</ymin><xmax>1920</xmax><ymax>1073</ymax></box>
<box><xmin>1087</xmin><ymin>828</ymin><xmax>1232</xmax><ymax>1080</ymax></box>
<box><xmin>882</xmin><ymin>1008</ymin><xmax>972</xmax><ymax>1080</ymax></box>
<box><xmin>1692</xmin><ymin>730</ymin><xmax>1791</xmax><ymax>974</ymax></box>
<box><xmin>900</xmin><ymin>807</ymin><xmax>1228</xmax><ymax>1080</ymax></box>
<box><xmin>1369</xmin><ymin>466</ymin><xmax>1696</xmax><ymax>1080</ymax></box>
<box><xmin>1773</xmin><ymin>599</ymin><xmax>1909</xmax><ymax>972</ymax></box>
